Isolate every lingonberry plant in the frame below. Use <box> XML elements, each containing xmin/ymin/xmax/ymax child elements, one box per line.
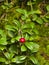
<box><xmin>0</xmin><ymin>0</ymin><xmax>49</xmax><ymax>65</ymax></box>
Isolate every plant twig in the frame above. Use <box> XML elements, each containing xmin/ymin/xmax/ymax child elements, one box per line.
<box><xmin>0</xmin><ymin>13</ymin><xmax>6</xmax><ymax>20</ymax></box>
<box><xmin>30</xmin><ymin>0</ymin><xmax>33</xmax><ymax>11</ymax></box>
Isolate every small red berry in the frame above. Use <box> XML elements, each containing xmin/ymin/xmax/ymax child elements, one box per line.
<box><xmin>19</xmin><ymin>38</ymin><xmax>26</xmax><ymax>43</ymax></box>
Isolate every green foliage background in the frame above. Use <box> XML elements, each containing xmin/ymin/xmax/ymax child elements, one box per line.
<box><xmin>0</xmin><ymin>0</ymin><xmax>49</xmax><ymax>65</ymax></box>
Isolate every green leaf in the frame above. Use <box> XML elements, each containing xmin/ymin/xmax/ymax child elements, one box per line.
<box><xmin>22</xmin><ymin>29</ymin><xmax>33</xmax><ymax>35</ymax></box>
<box><xmin>34</xmin><ymin>35</ymin><xmax>41</xmax><ymax>41</ymax></box>
<box><xmin>0</xmin><ymin>37</ymin><xmax>7</xmax><ymax>45</ymax></box>
<box><xmin>7</xmin><ymin>31</ymin><xmax>14</xmax><ymax>38</ymax></box>
<box><xmin>33</xmin><ymin>28</ymin><xmax>39</xmax><ymax>34</ymax></box>
<box><xmin>30</xmin><ymin>22</ymin><xmax>35</xmax><ymax>29</ymax></box>
<box><xmin>34</xmin><ymin>9</ymin><xmax>41</xmax><ymax>14</ymax></box>
<box><xmin>21</xmin><ymin>45</ymin><xmax>27</xmax><ymax>52</ymax></box>
<box><xmin>16</xmin><ymin>9</ymin><xmax>25</xmax><ymax>14</ymax></box>
<box><xmin>0</xmin><ymin>29</ymin><xmax>4</xmax><ymax>35</ymax></box>
<box><xmin>27</xmin><ymin>1</ymin><xmax>32</xmax><ymax>6</ymax></box>
<box><xmin>0</xmin><ymin>57</ymin><xmax>6</xmax><ymax>62</ymax></box>
<box><xmin>1</xmin><ymin>5</ymin><xmax>6</xmax><ymax>9</ymax></box>
<box><xmin>15</xmin><ymin>35</ymin><xmax>21</xmax><ymax>41</ymax></box>
<box><xmin>11</xmin><ymin>38</ymin><xmax>15</xmax><ymax>43</ymax></box>
<box><xmin>29</xmin><ymin>56</ymin><xmax>39</xmax><ymax>64</ymax></box>
<box><xmin>31</xmin><ymin>43</ymin><xmax>39</xmax><ymax>52</ymax></box>
<box><xmin>0</xmin><ymin>29</ymin><xmax>6</xmax><ymax>38</ymax></box>
<box><xmin>4</xmin><ymin>52</ymin><xmax>14</xmax><ymax>60</ymax></box>
<box><xmin>0</xmin><ymin>29</ymin><xmax>7</xmax><ymax>45</ymax></box>
<box><xmin>25</xmin><ymin>34</ymin><xmax>29</xmax><ymax>40</ymax></box>
<box><xmin>36</xmin><ymin>17</ymin><xmax>43</xmax><ymax>24</ymax></box>
<box><xmin>5</xmin><ymin>25</ymin><xmax>15</xmax><ymax>31</ymax></box>
<box><xmin>13</xmin><ymin>19</ymin><xmax>21</xmax><ymax>29</ymax></box>
<box><xmin>26</xmin><ymin>18</ymin><xmax>31</xmax><ymax>22</ymax></box>
<box><xmin>25</xmin><ymin>42</ymin><xmax>34</xmax><ymax>50</ymax></box>
<box><xmin>21</xmin><ymin>15</ymin><xmax>26</xmax><ymax>20</ymax></box>
<box><xmin>9</xmin><ymin>45</ymin><xmax>18</xmax><ymax>54</ymax></box>
<box><xmin>46</xmin><ymin>5</ymin><xmax>49</xmax><ymax>11</ymax></box>
<box><xmin>29</xmin><ymin>36</ymin><xmax>34</xmax><ymax>41</ymax></box>
<box><xmin>21</xmin><ymin>22</ymin><xmax>34</xmax><ymax>30</ymax></box>
<box><xmin>5</xmin><ymin>24</ymin><xmax>18</xmax><ymax>32</ymax></box>
<box><xmin>29</xmin><ymin>35</ymin><xmax>40</xmax><ymax>41</ymax></box>
<box><xmin>28</xmin><ymin>10</ymin><xmax>41</xmax><ymax>15</ymax></box>
<box><xmin>25</xmin><ymin>42</ymin><xmax>39</xmax><ymax>52</ymax></box>
<box><xmin>45</xmin><ymin>15</ymin><xmax>49</xmax><ymax>18</ymax></box>
<box><xmin>12</xmin><ymin>56</ymin><xmax>26</xmax><ymax>63</ymax></box>
<box><xmin>0</xmin><ymin>45</ymin><xmax>6</xmax><ymax>51</ymax></box>
<box><xmin>21</xmin><ymin>24</ymin><xmax>31</xmax><ymax>29</ymax></box>
<box><xmin>32</xmin><ymin>15</ymin><xmax>38</xmax><ymax>21</ymax></box>
<box><xmin>16</xmin><ymin>9</ymin><xmax>28</xmax><ymax>17</ymax></box>
<box><xmin>42</xmin><ymin>17</ymin><xmax>48</xmax><ymax>22</ymax></box>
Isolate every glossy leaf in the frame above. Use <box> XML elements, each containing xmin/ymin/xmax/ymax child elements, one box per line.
<box><xmin>4</xmin><ymin>52</ymin><xmax>14</xmax><ymax>60</ymax></box>
<box><xmin>21</xmin><ymin>45</ymin><xmax>27</xmax><ymax>52</ymax></box>
<box><xmin>25</xmin><ymin>42</ymin><xmax>39</xmax><ymax>52</ymax></box>
<box><xmin>36</xmin><ymin>17</ymin><xmax>43</xmax><ymax>24</ymax></box>
<box><xmin>25</xmin><ymin>33</ymin><xmax>29</xmax><ymax>40</ymax></box>
<box><xmin>16</xmin><ymin>9</ymin><xmax>28</xmax><ymax>17</ymax></box>
<box><xmin>0</xmin><ymin>37</ymin><xmax>7</xmax><ymax>45</ymax></box>
<box><xmin>15</xmin><ymin>35</ymin><xmax>21</xmax><ymax>41</ymax></box>
<box><xmin>13</xmin><ymin>19</ymin><xmax>21</xmax><ymax>29</ymax></box>
<box><xmin>12</xmin><ymin>56</ymin><xmax>26</xmax><ymax>63</ymax></box>
<box><xmin>29</xmin><ymin>56</ymin><xmax>39</xmax><ymax>64</ymax></box>
<box><xmin>5</xmin><ymin>25</ymin><xmax>15</xmax><ymax>31</ymax></box>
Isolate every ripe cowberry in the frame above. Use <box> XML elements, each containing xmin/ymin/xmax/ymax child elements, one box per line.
<box><xmin>19</xmin><ymin>38</ymin><xmax>26</xmax><ymax>43</ymax></box>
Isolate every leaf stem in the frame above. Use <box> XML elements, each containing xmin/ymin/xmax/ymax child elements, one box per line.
<box><xmin>30</xmin><ymin>0</ymin><xmax>33</xmax><ymax>11</ymax></box>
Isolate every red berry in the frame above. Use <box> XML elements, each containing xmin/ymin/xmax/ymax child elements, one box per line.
<box><xmin>19</xmin><ymin>38</ymin><xmax>26</xmax><ymax>43</ymax></box>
